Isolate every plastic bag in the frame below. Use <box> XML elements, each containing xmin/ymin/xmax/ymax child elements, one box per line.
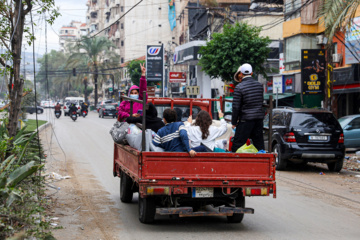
<box><xmin>215</xmin><ymin>139</ymin><xmax>227</xmax><ymax>150</ymax></box>
<box><xmin>125</xmin><ymin>129</ymin><xmax>151</xmax><ymax>151</ymax></box>
<box><xmin>127</xmin><ymin>124</ymin><xmax>142</xmax><ymax>135</ymax></box>
<box><xmin>236</xmin><ymin>143</ymin><xmax>258</xmax><ymax>153</ymax></box>
<box><xmin>109</xmin><ymin>122</ymin><xmax>129</xmax><ymax>144</ymax></box>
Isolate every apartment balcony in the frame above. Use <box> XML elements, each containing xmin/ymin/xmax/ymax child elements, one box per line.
<box><xmin>110</xmin><ymin>0</ymin><xmax>117</xmax><ymax>8</ymax></box>
<box><xmin>113</xmin><ymin>14</ymin><xmax>120</xmax><ymax>20</ymax></box>
<box><xmin>105</xmin><ymin>7</ymin><xmax>111</xmax><ymax>14</ymax></box>
<box><xmin>115</xmin><ymin>0</ymin><xmax>120</xmax><ymax>5</ymax></box>
<box><xmin>114</xmin><ymin>49</ymin><xmax>120</xmax><ymax>55</ymax></box>
<box><xmin>115</xmin><ymin>30</ymin><xmax>120</xmax><ymax>39</ymax></box>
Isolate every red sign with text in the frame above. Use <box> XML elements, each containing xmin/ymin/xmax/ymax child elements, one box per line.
<box><xmin>169</xmin><ymin>72</ymin><xmax>186</xmax><ymax>83</ymax></box>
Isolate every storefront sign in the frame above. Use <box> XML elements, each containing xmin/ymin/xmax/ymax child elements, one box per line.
<box><xmin>279</xmin><ymin>53</ymin><xmax>285</xmax><ymax>74</ymax></box>
<box><xmin>169</xmin><ymin>72</ymin><xmax>186</xmax><ymax>83</ymax></box>
<box><xmin>147</xmin><ymin>86</ymin><xmax>156</xmax><ymax>97</ymax></box>
<box><xmin>301</xmin><ymin>49</ymin><xmax>326</xmax><ymax>95</ymax></box>
<box><xmin>273</xmin><ymin>76</ymin><xmax>283</xmax><ymax>94</ymax></box>
<box><xmin>284</xmin><ymin>74</ymin><xmax>295</xmax><ymax>93</ymax></box>
<box><xmin>146</xmin><ymin>45</ymin><xmax>164</xmax><ymax>82</ymax></box>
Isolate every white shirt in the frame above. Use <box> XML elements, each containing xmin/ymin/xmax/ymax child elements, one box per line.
<box><xmin>184</xmin><ymin>119</ymin><xmax>227</xmax><ymax>150</ymax></box>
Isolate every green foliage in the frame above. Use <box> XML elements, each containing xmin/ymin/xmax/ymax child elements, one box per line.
<box><xmin>319</xmin><ymin>0</ymin><xmax>359</xmax><ymax>44</ymax></box>
<box><xmin>199</xmin><ymin>22</ymin><xmax>271</xmax><ymax>82</ymax></box>
<box><xmin>127</xmin><ymin>60</ymin><xmax>145</xmax><ymax>87</ymax></box>
<box><xmin>0</xmin><ymin>122</ymin><xmax>54</xmax><ymax>238</ymax></box>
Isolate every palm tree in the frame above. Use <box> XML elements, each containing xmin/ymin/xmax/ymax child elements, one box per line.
<box><xmin>67</xmin><ymin>36</ymin><xmax>119</xmax><ymax>106</ymax></box>
<box><xmin>319</xmin><ymin>0</ymin><xmax>360</xmax><ymax>43</ymax></box>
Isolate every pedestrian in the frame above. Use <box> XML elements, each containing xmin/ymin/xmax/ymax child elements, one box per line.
<box><xmin>231</xmin><ymin>63</ymin><xmax>265</xmax><ymax>152</ymax></box>
<box><xmin>117</xmin><ymin>63</ymin><xmax>147</xmax><ymax>122</ymax></box>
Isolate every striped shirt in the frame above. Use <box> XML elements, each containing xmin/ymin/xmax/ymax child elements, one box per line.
<box><xmin>152</xmin><ymin>122</ymin><xmax>191</xmax><ymax>152</ymax></box>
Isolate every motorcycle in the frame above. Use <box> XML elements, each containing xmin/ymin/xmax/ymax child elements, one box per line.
<box><xmin>82</xmin><ymin>110</ymin><xmax>87</xmax><ymax>118</ymax></box>
<box><xmin>70</xmin><ymin>111</ymin><xmax>77</xmax><ymax>122</ymax></box>
<box><xmin>55</xmin><ymin>111</ymin><xmax>61</xmax><ymax>119</ymax></box>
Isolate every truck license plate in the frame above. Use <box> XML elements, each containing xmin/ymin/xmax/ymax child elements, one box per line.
<box><xmin>309</xmin><ymin>136</ymin><xmax>328</xmax><ymax>141</ymax></box>
<box><xmin>192</xmin><ymin>187</ymin><xmax>214</xmax><ymax>198</ymax></box>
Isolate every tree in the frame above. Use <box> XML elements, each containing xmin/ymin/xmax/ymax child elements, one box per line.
<box><xmin>319</xmin><ymin>0</ymin><xmax>360</xmax><ymax>44</ymax></box>
<box><xmin>36</xmin><ymin>50</ymin><xmax>70</xmax><ymax>98</ymax></box>
<box><xmin>0</xmin><ymin>0</ymin><xmax>59</xmax><ymax>138</ymax></box>
<box><xmin>127</xmin><ymin>60</ymin><xmax>145</xmax><ymax>87</ymax></box>
<box><xmin>67</xmin><ymin>36</ymin><xmax>119</xmax><ymax>106</ymax></box>
<box><xmin>198</xmin><ymin>23</ymin><xmax>271</xmax><ymax>82</ymax></box>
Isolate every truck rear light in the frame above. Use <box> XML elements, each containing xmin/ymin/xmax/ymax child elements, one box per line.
<box><xmin>146</xmin><ymin>186</ymin><xmax>170</xmax><ymax>195</ymax></box>
<box><xmin>64</xmin><ymin>106</ymin><xmax>66</xmax><ymax>109</ymax></box>
<box><xmin>78</xmin><ymin>107</ymin><xmax>80</xmax><ymax>109</ymax></box>
<box><xmin>245</xmin><ymin>187</ymin><xmax>268</xmax><ymax>196</ymax></box>
<box><xmin>284</xmin><ymin>132</ymin><xmax>296</xmax><ymax>142</ymax></box>
<box><xmin>338</xmin><ymin>133</ymin><xmax>344</xmax><ymax>144</ymax></box>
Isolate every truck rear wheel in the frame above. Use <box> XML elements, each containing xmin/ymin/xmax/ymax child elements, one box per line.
<box><xmin>138</xmin><ymin>196</ymin><xmax>156</xmax><ymax>224</ymax></box>
<box><xmin>227</xmin><ymin>195</ymin><xmax>245</xmax><ymax>223</ymax></box>
<box><xmin>274</xmin><ymin>143</ymin><xmax>287</xmax><ymax>170</ymax></box>
<box><xmin>120</xmin><ymin>173</ymin><xmax>133</xmax><ymax>203</ymax></box>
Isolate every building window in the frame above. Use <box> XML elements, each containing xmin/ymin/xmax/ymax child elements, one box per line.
<box><xmin>285</xmin><ymin>35</ymin><xmax>319</xmax><ymax>71</ymax></box>
<box><xmin>121</xmin><ymin>6</ymin><xmax>124</xmax><ymax>12</ymax></box>
<box><xmin>121</xmin><ymin>23</ymin><xmax>124</xmax><ymax>29</ymax></box>
<box><xmin>121</xmin><ymin>40</ymin><xmax>124</xmax><ymax>46</ymax></box>
<box><xmin>121</xmin><ymin>58</ymin><xmax>124</xmax><ymax>63</ymax></box>
<box><xmin>284</xmin><ymin>0</ymin><xmax>301</xmax><ymax>20</ymax></box>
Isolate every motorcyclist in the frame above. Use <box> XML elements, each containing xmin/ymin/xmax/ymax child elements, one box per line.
<box><xmin>68</xmin><ymin>102</ymin><xmax>78</xmax><ymax>116</ymax></box>
<box><xmin>81</xmin><ymin>102</ymin><xmax>88</xmax><ymax>115</ymax></box>
<box><xmin>54</xmin><ymin>102</ymin><xmax>61</xmax><ymax>116</ymax></box>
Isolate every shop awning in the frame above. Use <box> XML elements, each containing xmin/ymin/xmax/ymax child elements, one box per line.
<box><xmin>264</xmin><ymin>93</ymin><xmax>296</xmax><ymax>100</ymax></box>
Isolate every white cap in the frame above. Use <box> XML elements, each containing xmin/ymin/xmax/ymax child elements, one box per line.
<box><xmin>233</xmin><ymin>63</ymin><xmax>253</xmax><ymax>81</ymax></box>
<box><xmin>240</xmin><ymin>63</ymin><xmax>252</xmax><ymax>74</ymax></box>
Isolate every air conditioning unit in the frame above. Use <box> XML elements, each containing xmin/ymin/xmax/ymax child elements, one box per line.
<box><xmin>332</xmin><ymin>53</ymin><xmax>342</xmax><ymax>63</ymax></box>
<box><xmin>316</xmin><ymin>35</ymin><xmax>328</xmax><ymax>45</ymax></box>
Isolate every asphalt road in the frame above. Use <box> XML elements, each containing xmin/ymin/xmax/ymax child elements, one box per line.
<box><xmin>30</xmin><ymin>109</ymin><xmax>360</xmax><ymax>240</ymax></box>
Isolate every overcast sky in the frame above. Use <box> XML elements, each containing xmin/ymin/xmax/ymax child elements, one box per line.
<box><xmin>30</xmin><ymin>0</ymin><xmax>88</xmax><ymax>55</ymax></box>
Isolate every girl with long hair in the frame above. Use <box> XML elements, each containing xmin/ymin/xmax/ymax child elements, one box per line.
<box><xmin>185</xmin><ymin>110</ymin><xmax>227</xmax><ymax>152</ymax></box>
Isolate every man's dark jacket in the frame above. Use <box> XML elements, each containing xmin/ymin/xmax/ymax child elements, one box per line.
<box><xmin>231</xmin><ymin>76</ymin><xmax>264</xmax><ymax>126</ymax></box>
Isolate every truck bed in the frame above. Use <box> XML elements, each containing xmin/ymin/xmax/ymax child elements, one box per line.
<box><xmin>114</xmin><ymin>143</ymin><xmax>276</xmax><ymax>195</ymax></box>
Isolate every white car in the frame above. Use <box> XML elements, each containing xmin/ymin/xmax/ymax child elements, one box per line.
<box><xmin>63</xmin><ymin>101</ymin><xmax>81</xmax><ymax>116</ymax></box>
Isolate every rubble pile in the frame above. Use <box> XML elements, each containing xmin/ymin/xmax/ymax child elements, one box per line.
<box><xmin>343</xmin><ymin>153</ymin><xmax>360</xmax><ymax>172</ymax></box>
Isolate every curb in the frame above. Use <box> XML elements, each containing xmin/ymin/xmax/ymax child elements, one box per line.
<box><xmin>36</xmin><ymin>122</ymin><xmax>51</xmax><ymax>133</ymax></box>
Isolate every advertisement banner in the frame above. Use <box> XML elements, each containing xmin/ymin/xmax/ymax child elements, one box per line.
<box><xmin>345</xmin><ymin>16</ymin><xmax>360</xmax><ymax>64</ymax></box>
<box><xmin>301</xmin><ymin>49</ymin><xmax>326</xmax><ymax>95</ymax></box>
<box><xmin>169</xmin><ymin>72</ymin><xmax>186</xmax><ymax>83</ymax></box>
<box><xmin>146</xmin><ymin>45</ymin><xmax>164</xmax><ymax>82</ymax></box>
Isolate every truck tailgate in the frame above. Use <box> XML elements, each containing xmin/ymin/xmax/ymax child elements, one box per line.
<box><xmin>141</xmin><ymin>152</ymin><xmax>275</xmax><ymax>184</ymax></box>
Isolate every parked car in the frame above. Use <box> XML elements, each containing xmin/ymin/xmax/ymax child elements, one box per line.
<box><xmin>25</xmin><ymin>106</ymin><xmax>44</xmax><ymax>114</ymax></box>
<box><xmin>338</xmin><ymin>114</ymin><xmax>360</xmax><ymax>149</ymax></box>
<box><xmin>63</xmin><ymin>101</ymin><xmax>81</xmax><ymax>116</ymax></box>
<box><xmin>263</xmin><ymin>107</ymin><xmax>345</xmax><ymax>172</ymax></box>
<box><xmin>99</xmin><ymin>104</ymin><xmax>117</xmax><ymax>118</ymax></box>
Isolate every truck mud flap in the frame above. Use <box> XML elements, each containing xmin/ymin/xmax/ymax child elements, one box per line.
<box><xmin>156</xmin><ymin>206</ymin><xmax>254</xmax><ymax>217</ymax></box>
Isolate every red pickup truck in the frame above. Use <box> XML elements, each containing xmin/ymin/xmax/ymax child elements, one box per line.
<box><xmin>113</xmin><ymin>97</ymin><xmax>276</xmax><ymax>224</ymax></box>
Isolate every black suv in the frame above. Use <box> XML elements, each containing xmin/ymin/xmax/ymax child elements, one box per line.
<box><xmin>264</xmin><ymin>108</ymin><xmax>345</xmax><ymax>172</ymax></box>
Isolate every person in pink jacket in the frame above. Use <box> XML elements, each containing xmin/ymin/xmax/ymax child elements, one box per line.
<box><xmin>118</xmin><ymin>63</ymin><xmax>148</xmax><ymax>121</ymax></box>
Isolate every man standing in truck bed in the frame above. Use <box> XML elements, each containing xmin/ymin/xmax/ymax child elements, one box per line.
<box><xmin>231</xmin><ymin>63</ymin><xmax>265</xmax><ymax>152</ymax></box>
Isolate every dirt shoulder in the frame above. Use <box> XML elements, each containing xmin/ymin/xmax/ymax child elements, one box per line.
<box><xmin>41</xmin><ymin>126</ymin><xmax>122</xmax><ymax>240</ymax></box>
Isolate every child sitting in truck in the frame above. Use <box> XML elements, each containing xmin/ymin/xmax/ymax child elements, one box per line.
<box><xmin>184</xmin><ymin>110</ymin><xmax>227</xmax><ymax>152</ymax></box>
<box><xmin>152</xmin><ymin>109</ymin><xmax>197</xmax><ymax>157</ymax></box>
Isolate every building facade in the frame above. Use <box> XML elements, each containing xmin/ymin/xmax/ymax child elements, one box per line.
<box><xmin>59</xmin><ymin>21</ymin><xmax>87</xmax><ymax>53</ymax></box>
